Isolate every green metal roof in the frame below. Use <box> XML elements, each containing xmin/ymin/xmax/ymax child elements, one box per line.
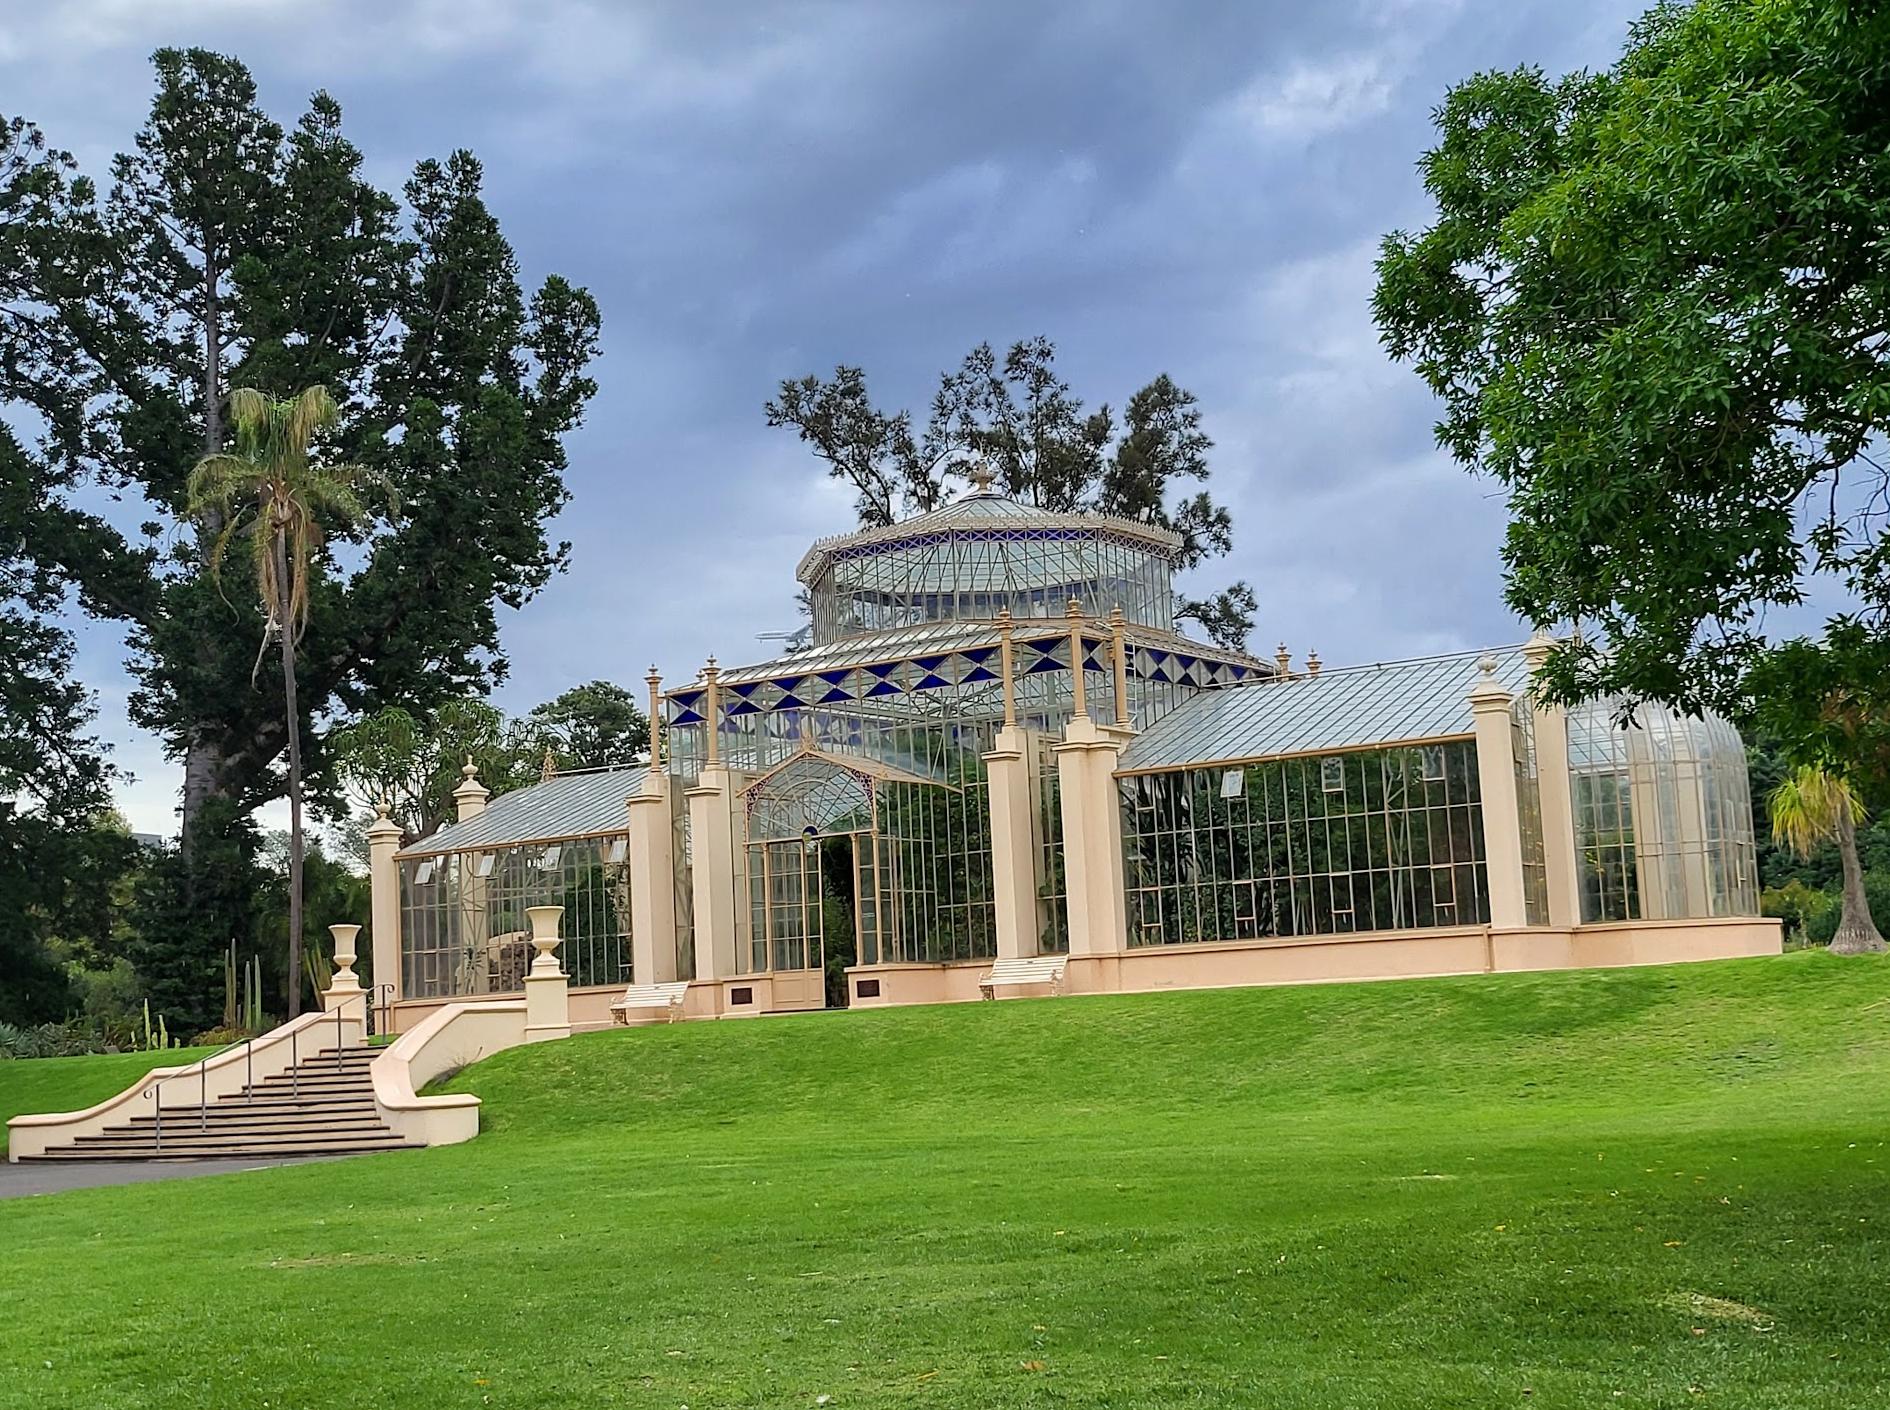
<box><xmin>1116</xmin><ymin>647</ymin><xmax>1531</xmax><ymax>773</ymax></box>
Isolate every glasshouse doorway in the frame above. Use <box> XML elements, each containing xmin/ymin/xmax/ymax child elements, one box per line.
<box><xmin>741</xmin><ymin>745</ymin><xmax>946</xmax><ymax>1008</ymax></box>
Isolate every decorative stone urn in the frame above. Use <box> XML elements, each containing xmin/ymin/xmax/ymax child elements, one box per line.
<box><xmin>328</xmin><ymin>924</ymin><xmax>363</xmax><ymax>991</ymax></box>
<box><xmin>523</xmin><ymin>906</ymin><xmax>571</xmax><ymax>1043</ymax></box>
<box><xmin>526</xmin><ymin>905</ymin><xmax>566</xmax><ymax>977</ymax></box>
<box><xmin>322</xmin><ymin>923</ymin><xmax>365</xmax><ymax>1016</ymax></box>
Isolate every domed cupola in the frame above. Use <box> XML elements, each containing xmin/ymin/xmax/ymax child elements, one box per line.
<box><xmin>795</xmin><ymin>462</ymin><xmax>1184</xmax><ymax>646</ymax></box>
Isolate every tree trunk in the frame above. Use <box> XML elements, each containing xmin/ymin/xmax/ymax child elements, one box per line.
<box><xmin>1829</xmin><ymin>804</ymin><xmax>1886</xmax><ymax>955</ymax></box>
<box><xmin>275</xmin><ymin>525</ymin><xmax>307</xmax><ymax>1017</ymax></box>
<box><xmin>203</xmin><ymin>245</ymin><xmax>222</xmax><ymax>456</ymax></box>
<box><xmin>183</xmin><ymin>247</ymin><xmax>226</xmax><ymax>857</ymax></box>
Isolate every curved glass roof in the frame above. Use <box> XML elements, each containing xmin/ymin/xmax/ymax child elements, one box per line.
<box><xmin>795</xmin><ymin>491</ymin><xmax>1183</xmax><ymax>586</ymax></box>
<box><xmin>800</xmin><ymin>490</ymin><xmax>1187</xmax><ymax>645</ymax></box>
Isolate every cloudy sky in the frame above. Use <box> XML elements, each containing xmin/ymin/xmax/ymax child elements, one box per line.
<box><xmin>4</xmin><ymin>0</ymin><xmax>1655</xmax><ymax>836</ymax></box>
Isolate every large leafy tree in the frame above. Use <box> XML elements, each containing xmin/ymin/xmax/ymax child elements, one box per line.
<box><xmin>188</xmin><ymin>385</ymin><xmax>380</xmax><ymax>1015</ymax></box>
<box><xmin>332</xmin><ymin>683</ymin><xmax>651</xmax><ymax>844</ymax></box>
<box><xmin>2</xmin><ymin>49</ymin><xmax>601</xmax><ymax>862</ymax></box>
<box><xmin>526</xmin><ymin>681</ymin><xmax>650</xmax><ymax>770</ymax></box>
<box><xmin>767</xmin><ymin>338</ymin><xmax>1256</xmax><ymax>648</ymax></box>
<box><xmin>1373</xmin><ymin>0</ymin><xmax>1890</xmax><ymax>781</ymax></box>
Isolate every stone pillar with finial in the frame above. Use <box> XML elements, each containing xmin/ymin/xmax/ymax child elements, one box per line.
<box><xmin>1306</xmin><ymin>650</ymin><xmax>1322</xmax><ymax>678</ymax></box>
<box><xmin>1274</xmin><ymin>644</ymin><xmax>1292</xmax><ymax>679</ymax></box>
<box><xmin>1468</xmin><ymin>655</ymin><xmax>1528</xmax><ymax>930</ymax></box>
<box><xmin>1521</xmin><ymin>630</ymin><xmax>1581</xmax><ymax>927</ymax></box>
<box><xmin>367</xmin><ymin>799</ymin><xmax>404</xmax><ymax>1021</ymax></box>
<box><xmin>686</xmin><ymin>656</ymin><xmax>739</xmax><ymax>999</ymax></box>
<box><xmin>627</xmin><ymin>665</ymin><xmax>681</xmax><ymax>991</ymax></box>
<box><xmin>453</xmin><ymin>757</ymin><xmax>489</xmax><ymax>823</ymax></box>
<box><xmin>1055</xmin><ymin>601</ymin><xmax>1129</xmax><ymax>975</ymax></box>
<box><xmin>522</xmin><ymin>904</ymin><xmax>571</xmax><ymax>1042</ymax></box>
<box><xmin>984</xmin><ymin>608</ymin><xmax>1041</xmax><ymax>961</ymax></box>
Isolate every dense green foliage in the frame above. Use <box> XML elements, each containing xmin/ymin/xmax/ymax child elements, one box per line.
<box><xmin>0</xmin><ymin>48</ymin><xmax>600</xmax><ymax>1034</ymax></box>
<box><xmin>0</xmin><ymin>48</ymin><xmax>600</xmax><ymax>847</ymax></box>
<box><xmin>1374</xmin><ymin>0</ymin><xmax>1890</xmax><ymax>777</ymax></box>
<box><xmin>332</xmin><ymin>682</ymin><xmax>649</xmax><ymax>842</ymax></box>
<box><xmin>767</xmin><ymin>337</ymin><xmax>1256</xmax><ymax>647</ymax></box>
<box><xmin>0</xmin><ymin>955</ymin><xmax>1884</xmax><ymax>1405</ymax></box>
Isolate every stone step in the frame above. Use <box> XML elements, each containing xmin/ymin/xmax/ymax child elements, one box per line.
<box><xmin>124</xmin><ymin>1109</ymin><xmax>382</xmax><ymax>1133</ymax></box>
<box><xmin>18</xmin><ymin>1139</ymin><xmax>413</xmax><ymax>1162</ymax></box>
<box><xmin>206</xmin><ymin>1093</ymin><xmax>379</xmax><ymax>1112</ymax></box>
<box><xmin>69</xmin><ymin>1127</ymin><xmax>404</xmax><ymax>1153</ymax></box>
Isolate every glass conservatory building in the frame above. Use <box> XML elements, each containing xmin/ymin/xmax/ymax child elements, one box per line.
<box><xmin>370</xmin><ymin>482</ymin><xmax>1778</xmax><ymax>1032</ymax></box>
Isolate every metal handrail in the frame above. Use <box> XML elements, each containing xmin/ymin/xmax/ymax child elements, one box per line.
<box><xmin>146</xmin><ymin>990</ymin><xmax>373</xmax><ymax>1152</ymax></box>
<box><xmin>373</xmin><ymin>982</ymin><xmax>396</xmax><ymax>1039</ymax></box>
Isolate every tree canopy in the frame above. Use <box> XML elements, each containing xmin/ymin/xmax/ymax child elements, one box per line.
<box><xmin>1373</xmin><ymin>0</ymin><xmax>1890</xmax><ymax>780</ymax></box>
<box><xmin>0</xmin><ymin>49</ymin><xmax>601</xmax><ymax>850</ymax></box>
<box><xmin>767</xmin><ymin>337</ymin><xmax>1256</xmax><ymax>648</ymax></box>
<box><xmin>331</xmin><ymin>683</ymin><xmax>650</xmax><ymax>842</ymax></box>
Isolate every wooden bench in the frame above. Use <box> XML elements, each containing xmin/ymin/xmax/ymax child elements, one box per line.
<box><xmin>610</xmin><ymin>981</ymin><xmax>690</xmax><ymax>1025</ymax></box>
<box><xmin>978</xmin><ymin>955</ymin><xmax>1068</xmax><ymax>999</ymax></box>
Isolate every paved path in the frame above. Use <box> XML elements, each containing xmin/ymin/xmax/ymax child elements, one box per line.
<box><xmin>0</xmin><ymin>1155</ymin><xmax>334</xmax><ymax>1200</ymax></box>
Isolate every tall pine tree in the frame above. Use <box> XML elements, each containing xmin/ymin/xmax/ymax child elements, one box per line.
<box><xmin>2</xmin><ymin>50</ymin><xmax>601</xmax><ymax>868</ymax></box>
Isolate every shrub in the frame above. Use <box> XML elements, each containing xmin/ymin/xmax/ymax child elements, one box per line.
<box><xmin>1806</xmin><ymin>874</ymin><xmax>1890</xmax><ymax>946</ymax></box>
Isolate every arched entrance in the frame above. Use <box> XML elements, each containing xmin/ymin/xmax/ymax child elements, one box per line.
<box><xmin>740</xmin><ymin>745</ymin><xmax>956</xmax><ymax>1004</ymax></box>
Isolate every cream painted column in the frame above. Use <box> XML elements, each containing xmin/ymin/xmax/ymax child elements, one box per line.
<box><xmin>626</xmin><ymin>770</ymin><xmax>680</xmax><ymax>986</ymax></box>
<box><xmin>1468</xmin><ymin>658</ymin><xmax>1528</xmax><ymax>930</ymax></box>
<box><xmin>687</xmin><ymin>767</ymin><xmax>741</xmax><ymax>982</ymax></box>
<box><xmin>987</xmin><ymin>611</ymin><xmax>1042</xmax><ymax>961</ymax></box>
<box><xmin>451</xmin><ymin>760</ymin><xmax>492</xmax><ymax>992</ymax></box>
<box><xmin>522</xmin><ymin>905</ymin><xmax>571</xmax><ymax>1042</ymax></box>
<box><xmin>1055</xmin><ymin>717</ymin><xmax>1130</xmax><ymax>956</ymax></box>
<box><xmin>453</xmin><ymin>759</ymin><xmax>489</xmax><ymax>822</ymax></box>
<box><xmin>1520</xmin><ymin>632</ymin><xmax>1583</xmax><ymax>928</ymax></box>
<box><xmin>367</xmin><ymin>801</ymin><xmax>403</xmax><ymax>1007</ymax></box>
<box><xmin>1055</xmin><ymin>605</ymin><xmax>1129</xmax><ymax>956</ymax></box>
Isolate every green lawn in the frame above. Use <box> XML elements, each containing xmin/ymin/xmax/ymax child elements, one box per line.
<box><xmin>1</xmin><ymin>954</ymin><xmax>1886</xmax><ymax>1408</ymax></box>
<box><xmin>0</xmin><ymin>1046</ymin><xmax>218</xmax><ymax>1157</ymax></box>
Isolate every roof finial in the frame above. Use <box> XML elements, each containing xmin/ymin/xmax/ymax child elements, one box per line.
<box><xmin>967</xmin><ymin>457</ymin><xmax>997</xmax><ymax>495</ymax></box>
<box><xmin>461</xmin><ymin>754</ymin><xmax>478</xmax><ymax>780</ymax></box>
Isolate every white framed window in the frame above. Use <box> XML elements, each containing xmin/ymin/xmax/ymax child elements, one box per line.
<box><xmin>1321</xmin><ymin>757</ymin><xmax>1346</xmax><ymax>793</ymax></box>
<box><xmin>1220</xmin><ymin>769</ymin><xmax>1245</xmax><ymax>800</ymax></box>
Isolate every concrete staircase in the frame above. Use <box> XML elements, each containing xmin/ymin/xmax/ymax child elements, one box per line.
<box><xmin>17</xmin><ymin>1045</ymin><xmax>414</xmax><ymax>1162</ymax></box>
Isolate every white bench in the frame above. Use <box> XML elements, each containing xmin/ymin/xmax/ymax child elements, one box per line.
<box><xmin>978</xmin><ymin>955</ymin><xmax>1068</xmax><ymax>999</ymax></box>
<box><xmin>610</xmin><ymin>981</ymin><xmax>690</xmax><ymax>1025</ymax></box>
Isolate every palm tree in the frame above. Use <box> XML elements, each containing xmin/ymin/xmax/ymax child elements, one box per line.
<box><xmin>188</xmin><ymin>386</ymin><xmax>384</xmax><ymax>1015</ymax></box>
<box><xmin>1770</xmin><ymin>764</ymin><xmax>1886</xmax><ymax>955</ymax></box>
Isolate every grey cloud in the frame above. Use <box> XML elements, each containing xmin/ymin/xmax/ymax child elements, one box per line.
<box><xmin>3</xmin><ymin>0</ymin><xmax>1650</xmax><ymax>834</ymax></box>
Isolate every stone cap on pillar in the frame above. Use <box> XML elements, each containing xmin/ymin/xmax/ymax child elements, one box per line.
<box><xmin>367</xmin><ymin>796</ymin><xmax>403</xmax><ymax>845</ymax></box>
<box><xmin>1466</xmin><ymin>654</ymin><xmax>1516</xmax><ymax>710</ymax></box>
<box><xmin>452</xmin><ymin>757</ymin><xmax>490</xmax><ymax>819</ymax></box>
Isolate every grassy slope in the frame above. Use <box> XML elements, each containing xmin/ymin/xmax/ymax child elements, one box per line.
<box><xmin>0</xmin><ymin>1047</ymin><xmax>218</xmax><ymax>1157</ymax></box>
<box><xmin>0</xmin><ymin>954</ymin><xmax>1886</xmax><ymax>1409</ymax></box>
